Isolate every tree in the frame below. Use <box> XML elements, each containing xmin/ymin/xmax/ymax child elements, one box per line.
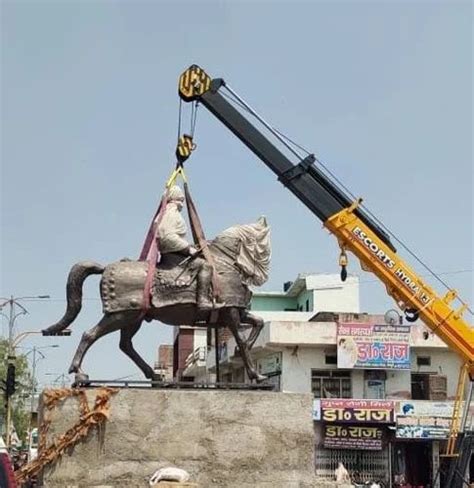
<box><xmin>0</xmin><ymin>339</ymin><xmax>33</xmax><ymax>445</ymax></box>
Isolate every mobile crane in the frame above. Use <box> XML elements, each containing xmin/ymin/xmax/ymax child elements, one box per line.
<box><xmin>176</xmin><ymin>65</ymin><xmax>473</xmax><ymax>486</ymax></box>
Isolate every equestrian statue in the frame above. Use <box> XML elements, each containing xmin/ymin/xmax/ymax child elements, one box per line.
<box><xmin>43</xmin><ymin>185</ymin><xmax>271</xmax><ymax>383</ymax></box>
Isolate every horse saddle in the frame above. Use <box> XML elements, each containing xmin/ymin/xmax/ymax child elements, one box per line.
<box><xmin>152</xmin><ymin>253</ymin><xmax>201</xmax><ymax>308</ymax></box>
<box><xmin>100</xmin><ymin>255</ymin><xmax>201</xmax><ymax>313</ymax></box>
<box><xmin>101</xmin><ymin>237</ymin><xmax>252</xmax><ymax>314</ymax></box>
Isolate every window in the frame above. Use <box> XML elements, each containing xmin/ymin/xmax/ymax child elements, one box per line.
<box><xmin>364</xmin><ymin>371</ymin><xmax>387</xmax><ymax>399</ymax></box>
<box><xmin>315</xmin><ymin>448</ymin><xmax>389</xmax><ymax>483</ymax></box>
<box><xmin>411</xmin><ymin>373</ymin><xmax>431</xmax><ymax>400</ymax></box>
<box><xmin>411</xmin><ymin>373</ymin><xmax>447</xmax><ymax>400</ymax></box>
<box><xmin>311</xmin><ymin>369</ymin><xmax>351</xmax><ymax>398</ymax></box>
<box><xmin>416</xmin><ymin>356</ymin><xmax>431</xmax><ymax>367</ymax></box>
<box><xmin>30</xmin><ymin>428</ymin><xmax>38</xmax><ymax>448</ymax></box>
<box><xmin>365</xmin><ymin>379</ymin><xmax>385</xmax><ymax>399</ymax></box>
<box><xmin>325</xmin><ymin>355</ymin><xmax>337</xmax><ymax>365</ymax></box>
<box><xmin>305</xmin><ymin>299</ymin><xmax>310</xmax><ymax>311</ymax></box>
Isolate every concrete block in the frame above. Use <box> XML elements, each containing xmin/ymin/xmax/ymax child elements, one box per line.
<box><xmin>40</xmin><ymin>389</ymin><xmax>316</xmax><ymax>487</ymax></box>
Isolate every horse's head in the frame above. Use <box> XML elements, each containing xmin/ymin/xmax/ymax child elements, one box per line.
<box><xmin>213</xmin><ymin>216</ymin><xmax>271</xmax><ymax>287</ymax></box>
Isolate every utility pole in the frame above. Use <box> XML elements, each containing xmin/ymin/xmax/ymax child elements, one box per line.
<box><xmin>45</xmin><ymin>373</ymin><xmax>69</xmax><ymax>388</ymax></box>
<box><xmin>25</xmin><ymin>345</ymin><xmax>58</xmax><ymax>444</ymax></box>
<box><xmin>28</xmin><ymin>347</ymin><xmax>40</xmax><ymax>442</ymax></box>
<box><xmin>4</xmin><ymin>358</ymin><xmax>15</xmax><ymax>450</ymax></box>
<box><xmin>0</xmin><ymin>295</ymin><xmax>50</xmax><ymax>449</ymax></box>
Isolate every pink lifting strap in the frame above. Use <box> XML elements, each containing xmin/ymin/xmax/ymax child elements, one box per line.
<box><xmin>139</xmin><ymin>193</ymin><xmax>168</xmax><ymax>311</ymax></box>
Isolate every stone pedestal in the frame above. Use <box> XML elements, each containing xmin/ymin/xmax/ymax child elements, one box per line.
<box><xmin>40</xmin><ymin>389</ymin><xmax>316</xmax><ymax>488</ymax></box>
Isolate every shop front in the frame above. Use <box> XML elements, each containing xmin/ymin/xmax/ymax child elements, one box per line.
<box><xmin>392</xmin><ymin>440</ymin><xmax>436</xmax><ymax>487</ymax></box>
<box><xmin>392</xmin><ymin>401</ymin><xmax>454</xmax><ymax>488</ymax></box>
<box><xmin>314</xmin><ymin>399</ymin><xmax>395</xmax><ymax>484</ymax></box>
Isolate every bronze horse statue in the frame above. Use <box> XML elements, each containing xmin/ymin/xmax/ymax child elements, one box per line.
<box><xmin>43</xmin><ymin>219</ymin><xmax>271</xmax><ymax>383</ymax></box>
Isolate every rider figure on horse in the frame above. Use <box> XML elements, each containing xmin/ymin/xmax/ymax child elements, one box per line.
<box><xmin>156</xmin><ymin>185</ymin><xmax>221</xmax><ymax>312</ymax></box>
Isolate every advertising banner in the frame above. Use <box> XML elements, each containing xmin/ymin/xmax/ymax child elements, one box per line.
<box><xmin>321</xmin><ymin>399</ymin><xmax>395</xmax><ymax>423</ymax></box>
<box><xmin>337</xmin><ymin>323</ymin><xmax>410</xmax><ymax>370</ymax></box>
<box><xmin>396</xmin><ymin>401</ymin><xmax>453</xmax><ymax>417</ymax></box>
<box><xmin>395</xmin><ymin>401</ymin><xmax>454</xmax><ymax>439</ymax></box>
<box><xmin>324</xmin><ymin>425</ymin><xmax>383</xmax><ymax>450</ymax></box>
<box><xmin>396</xmin><ymin>415</ymin><xmax>451</xmax><ymax>439</ymax></box>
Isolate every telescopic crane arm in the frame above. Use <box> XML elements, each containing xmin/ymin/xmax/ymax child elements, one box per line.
<box><xmin>177</xmin><ymin>64</ymin><xmax>474</xmax><ymax>379</ymax></box>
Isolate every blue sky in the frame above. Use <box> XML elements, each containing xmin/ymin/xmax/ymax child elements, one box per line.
<box><xmin>1</xmin><ymin>1</ymin><xmax>472</xmax><ymax>385</ymax></box>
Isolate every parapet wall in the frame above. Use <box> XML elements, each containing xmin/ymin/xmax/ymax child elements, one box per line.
<box><xmin>40</xmin><ymin>389</ymin><xmax>316</xmax><ymax>488</ymax></box>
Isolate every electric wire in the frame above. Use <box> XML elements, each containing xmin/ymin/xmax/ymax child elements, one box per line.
<box><xmin>112</xmin><ymin>373</ymin><xmax>142</xmax><ymax>381</ymax></box>
<box><xmin>177</xmin><ymin>82</ymin><xmax>472</xmax><ymax>314</ymax></box>
<box><xmin>14</xmin><ymin>269</ymin><xmax>472</xmax><ymax>304</ymax></box>
<box><xmin>299</xmin><ymin>149</ymin><xmax>474</xmax><ymax>313</ymax></box>
<box><xmin>359</xmin><ymin>205</ymin><xmax>474</xmax><ymax>315</ymax></box>
<box><xmin>274</xmin><ymin>126</ymin><xmax>471</xmax><ymax>309</ymax></box>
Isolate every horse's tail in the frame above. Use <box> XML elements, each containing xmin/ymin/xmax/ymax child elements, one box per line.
<box><xmin>42</xmin><ymin>261</ymin><xmax>105</xmax><ymax>336</ymax></box>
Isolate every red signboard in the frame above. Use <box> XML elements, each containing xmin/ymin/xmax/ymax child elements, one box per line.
<box><xmin>321</xmin><ymin>399</ymin><xmax>395</xmax><ymax>423</ymax></box>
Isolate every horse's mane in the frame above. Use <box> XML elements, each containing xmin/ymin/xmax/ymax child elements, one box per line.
<box><xmin>217</xmin><ymin>216</ymin><xmax>271</xmax><ymax>287</ymax></box>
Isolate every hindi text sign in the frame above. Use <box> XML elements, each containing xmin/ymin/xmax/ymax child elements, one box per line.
<box><xmin>321</xmin><ymin>400</ymin><xmax>394</xmax><ymax>424</ymax></box>
<box><xmin>324</xmin><ymin>425</ymin><xmax>383</xmax><ymax>450</ymax></box>
<box><xmin>337</xmin><ymin>323</ymin><xmax>410</xmax><ymax>369</ymax></box>
<box><xmin>396</xmin><ymin>401</ymin><xmax>454</xmax><ymax>439</ymax></box>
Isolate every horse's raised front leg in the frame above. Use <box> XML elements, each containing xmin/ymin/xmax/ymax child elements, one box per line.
<box><xmin>68</xmin><ymin>311</ymin><xmax>140</xmax><ymax>379</ymax></box>
<box><xmin>240</xmin><ymin>310</ymin><xmax>264</xmax><ymax>350</ymax></box>
<box><xmin>119</xmin><ymin>320</ymin><xmax>157</xmax><ymax>380</ymax></box>
<box><xmin>225</xmin><ymin>308</ymin><xmax>266</xmax><ymax>383</ymax></box>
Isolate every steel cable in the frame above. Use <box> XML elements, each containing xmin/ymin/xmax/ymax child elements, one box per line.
<box><xmin>218</xmin><ymin>89</ymin><xmax>473</xmax><ymax>315</ymax></box>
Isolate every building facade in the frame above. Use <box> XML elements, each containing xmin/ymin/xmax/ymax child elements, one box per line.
<box><xmin>173</xmin><ymin>326</ymin><xmax>208</xmax><ymax>381</ymax></box>
<box><xmin>153</xmin><ymin>344</ymin><xmax>174</xmax><ymax>381</ymax></box>
<box><xmin>182</xmin><ymin>272</ymin><xmax>472</xmax><ymax>487</ymax></box>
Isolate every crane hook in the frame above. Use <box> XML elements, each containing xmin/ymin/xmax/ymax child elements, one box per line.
<box><xmin>339</xmin><ymin>247</ymin><xmax>348</xmax><ymax>282</ymax></box>
<box><xmin>404</xmin><ymin>308</ymin><xmax>420</xmax><ymax>323</ymax></box>
<box><xmin>176</xmin><ymin>134</ymin><xmax>195</xmax><ymax>165</ymax></box>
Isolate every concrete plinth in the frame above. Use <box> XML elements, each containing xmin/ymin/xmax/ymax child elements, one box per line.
<box><xmin>40</xmin><ymin>389</ymin><xmax>316</xmax><ymax>488</ymax></box>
